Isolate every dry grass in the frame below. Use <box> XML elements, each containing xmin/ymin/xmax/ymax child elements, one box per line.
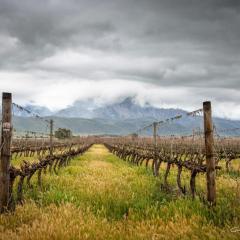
<box><xmin>1</xmin><ymin>202</ymin><xmax>239</xmax><ymax>240</ymax></box>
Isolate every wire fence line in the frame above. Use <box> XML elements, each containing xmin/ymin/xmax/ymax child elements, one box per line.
<box><xmin>132</xmin><ymin>108</ymin><xmax>203</xmax><ymax>136</ymax></box>
<box><xmin>12</xmin><ymin>102</ymin><xmax>77</xmax><ymax>138</ymax></box>
<box><xmin>12</xmin><ymin>102</ymin><xmax>51</xmax><ymax>124</ymax></box>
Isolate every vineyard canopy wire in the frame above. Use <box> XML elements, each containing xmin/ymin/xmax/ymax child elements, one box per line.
<box><xmin>132</xmin><ymin>108</ymin><xmax>203</xmax><ymax>136</ymax></box>
<box><xmin>12</xmin><ymin>102</ymin><xmax>74</xmax><ymax>137</ymax></box>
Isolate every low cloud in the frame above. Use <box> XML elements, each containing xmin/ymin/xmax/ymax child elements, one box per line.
<box><xmin>0</xmin><ymin>0</ymin><xmax>239</xmax><ymax>119</ymax></box>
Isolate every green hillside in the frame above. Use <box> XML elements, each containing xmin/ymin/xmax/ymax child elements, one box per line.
<box><xmin>12</xmin><ymin>116</ymin><xmax>240</xmax><ymax>137</ymax></box>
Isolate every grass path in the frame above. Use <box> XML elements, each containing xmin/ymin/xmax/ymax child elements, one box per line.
<box><xmin>0</xmin><ymin>144</ymin><xmax>240</xmax><ymax>240</ymax></box>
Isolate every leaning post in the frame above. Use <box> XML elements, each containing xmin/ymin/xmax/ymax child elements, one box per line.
<box><xmin>0</xmin><ymin>92</ymin><xmax>12</xmax><ymax>213</ymax></box>
<box><xmin>203</xmin><ymin>101</ymin><xmax>216</xmax><ymax>205</ymax></box>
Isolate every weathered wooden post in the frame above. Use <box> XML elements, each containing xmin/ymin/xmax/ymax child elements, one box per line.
<box><xmin>203</xmin><ymin>101</ymin><xmax>216</xmax><ymax>205</ymax></box>
<box><xmin>0</xmin><ymin>92</ymin><xmax>12</xmax><ymax>213</ymax></box>
<box><xmin>192</xmin><ymin>129</ymin><xmax>195</xmax><ymax>142</ymax></box>
<box><xmin>49</xmin><ymin>119</ymin><xmax>53</xmax><ymax>156</ymax></box>
<box><xmin>153</xmin><ymin>122</ymin><xmax>158</xmax><ymax>176</ymax></box>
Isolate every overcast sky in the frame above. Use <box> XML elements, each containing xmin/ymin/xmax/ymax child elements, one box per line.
<box><xmin>0</xmin><ymin>0</ymin><xmax>240</xmax><ymax>119</ymax></box>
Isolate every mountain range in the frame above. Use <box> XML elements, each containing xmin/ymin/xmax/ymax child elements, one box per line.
<box><xmin>10</xmin><ymin>97</ymin><xmax>240</xmax><ymax>136</ymax></box>
<box><xmin>14</xmin><ymin>97</ymin><xmax>186</xmax><ymax>120</ymax></box>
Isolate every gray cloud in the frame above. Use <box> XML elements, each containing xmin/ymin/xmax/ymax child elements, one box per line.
<box><xmin>0</xmin><ymin>0</ymin><xmax>240</xmax><ymax>117</ymax></box>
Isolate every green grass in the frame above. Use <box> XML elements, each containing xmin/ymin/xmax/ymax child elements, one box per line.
<box><xmin>1</xmin><ymin>144</ymin><xmax>240</xmax><ymax>240</ymax></box>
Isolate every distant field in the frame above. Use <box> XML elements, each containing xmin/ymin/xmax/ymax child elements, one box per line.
<box><xmin>1</xmin><ymin>145</ymin><xmax>240</xmax><ymax>240</ymax></box>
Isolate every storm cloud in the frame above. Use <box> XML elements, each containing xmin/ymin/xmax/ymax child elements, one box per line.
<box><xmin>0</xmin><ymin>0</ymin><xmax>240</xmax><ymax>118</ymax></box>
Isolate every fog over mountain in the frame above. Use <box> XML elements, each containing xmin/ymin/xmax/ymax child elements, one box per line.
<box><xmin>11</xmin><ymin>97</ymin><xmax>240</xmax><ymax>136</ymax></box>
<box><xmin>55</xmin><ymin>97</ymin><xmax>186</xmax><ymax>120</ymax></box>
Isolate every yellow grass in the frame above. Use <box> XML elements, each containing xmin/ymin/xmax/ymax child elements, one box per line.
<box><xmin>0</xmin><ymin>144</ymin><xmax>240</xmax><ymax>239</ymax></box>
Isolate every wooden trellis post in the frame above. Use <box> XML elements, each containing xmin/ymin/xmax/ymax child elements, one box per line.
<box><xmin>0</xmin><ymin>92</ymin><xmax>12</xmax><ymax>213</ymax></box>
<box><xmin>203</xmin><ymin>101</ymin><xmax>216</xmax><ymax>205</ymax></box>
<box><xmin>153</xmin><ymin>122</ymin><xmax>158</xmax><ymax>176</ymax></box>
<box><xmin>49</xmin><ymin>119</ymin><xmax>53</xmax><ymax>156</ymax></box>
